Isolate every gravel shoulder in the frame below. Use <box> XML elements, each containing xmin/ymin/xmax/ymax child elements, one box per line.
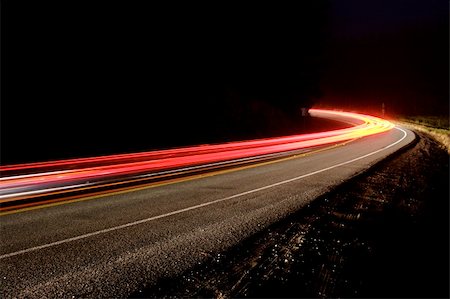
<box><xmin>132</xmin><ymin>129</ymin><xmax>449</xmax><ymax>298</ymax></box>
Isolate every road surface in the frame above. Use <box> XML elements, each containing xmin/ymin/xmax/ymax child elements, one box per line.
<box><xmin>0</xmin><ymin>111</ymin><xmax>414</xmax><ymax>298</ymax></box>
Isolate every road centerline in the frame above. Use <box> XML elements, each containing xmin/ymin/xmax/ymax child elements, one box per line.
<box><xmin>0</xmin><ymin>127</ymin><xmax>408</xmax><ymax>260</ymax></box>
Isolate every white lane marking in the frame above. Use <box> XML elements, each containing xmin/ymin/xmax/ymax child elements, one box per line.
<box><xmin>0</xmin><ymin>183</ymin><xmax>92</xmax><ymax>199</ymax></box>
<box><xmin>0</xmin><ymin>127</ymin><xmax>409</xmax><ymax>260</ymax></box>
<box><xmin>0</xmin><ymin>169</ymin><xmax>73</xmax><ymax>182</ymax></box>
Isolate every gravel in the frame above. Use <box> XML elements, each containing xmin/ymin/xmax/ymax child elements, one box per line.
<box><xmin>134</xmin><ymin>130</ymin><xmax>449</xmax><ymax>298</ymax></box>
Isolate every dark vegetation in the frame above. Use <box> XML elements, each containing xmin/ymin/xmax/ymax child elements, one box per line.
<box><xmin>2</xmin><ymin>1</ymin><xmax>448</xmax><ymax>165</ymax></box>
<box><xmin>2</xmin><ymin>2</ymin><xmax>328</xmax><ymax>164</ymax></box>
<box><xmin>399</xmin><ymin>115</ymin><xmax>450</xmax><ymax>130</ymax></box>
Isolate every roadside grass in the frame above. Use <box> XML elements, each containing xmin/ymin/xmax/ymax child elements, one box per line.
<box><xmin>399</xmin><ymin>115</ymin><xmax>449</xmax><ymax>129</ymax></box>
<box><xmin>394</xmin><ymin>115</ymin><xmax>450</xmax><ymax>154</ymax></box>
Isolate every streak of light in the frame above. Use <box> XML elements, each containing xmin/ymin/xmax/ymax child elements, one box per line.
<box><xmin>0</xmin><ymin>109</ymin><xmax>394</xmax><ymax>208</ymax></box>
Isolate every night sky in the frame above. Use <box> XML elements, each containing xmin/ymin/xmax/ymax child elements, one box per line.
<box><xmin>2</xmin><ymin>1</ymin><xmax>448</xmax><ymax>164</ymax></box>
<box><xmin>320</xmin><ymin>0</ymin><xmax>448</xmax><ymax>115</ymax></box>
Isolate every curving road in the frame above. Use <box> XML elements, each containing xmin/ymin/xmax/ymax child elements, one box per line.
<box><xmin>0</xmin><ymin>110</ymin><xmax>392</xmax><ymax>213</ymax></box>
<box><xmin>0</xmin><ymin>110</ymin><xmax>414</xmax><ymax>298</ymax></box>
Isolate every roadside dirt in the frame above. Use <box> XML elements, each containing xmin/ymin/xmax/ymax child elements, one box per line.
<box><xmin>132</xmin><ymin>131</ymin><xmax>449</xmax><ymax>298</ymax></box>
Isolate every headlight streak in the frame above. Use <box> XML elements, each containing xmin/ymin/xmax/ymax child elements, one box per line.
<box><xmin>0</xmin><ymin>109</ymin><xmax>394</xmax><ymax>208</ymax></box>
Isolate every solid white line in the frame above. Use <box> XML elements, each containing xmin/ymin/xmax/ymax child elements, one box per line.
<box><xmin>0</xmin><ymin>183</ymin><xmax>92</xmax><ymax>199</ymax></box>
<box><xmin>0</xmin><ymin>169</ymin><xmax>73</xmax><ymax>182</ymax></box>
<box><xmin>0</xmin><ymin>127</ymin><xmax>409</xmax><ymax>260</ymax></box>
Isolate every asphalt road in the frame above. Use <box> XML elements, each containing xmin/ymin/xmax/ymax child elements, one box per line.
<box><xmin>0</xmin><ymin>122</ymin><xmax>414</xmax><ymax>298</ymax></box>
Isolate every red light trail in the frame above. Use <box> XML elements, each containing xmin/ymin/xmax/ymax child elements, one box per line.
<box><xmin>0</xmin><ymin>109</ymin><xmax>394</xmax><ymax>211</ymax></box>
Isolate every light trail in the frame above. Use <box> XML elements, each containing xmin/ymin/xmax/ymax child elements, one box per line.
<box><xmin>0</xmin><ymin>127</ymin><xmax>408</xmax><ymax>260</ymax></box>
<box><xmin>0</xmin><ymin>109</ymin><xmax>394</xmax><ymax>210</ymax></box>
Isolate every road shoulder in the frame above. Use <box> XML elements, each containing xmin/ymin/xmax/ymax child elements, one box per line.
<box><xmin>133</xmin><ymin>129</ymin><xmax>449</xmax><ymax>298</ymax></box>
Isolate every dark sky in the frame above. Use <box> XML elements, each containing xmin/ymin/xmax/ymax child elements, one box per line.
<box><xmin>1</xmin><ymin>1</ymin><xmax>448</xmax><ymax>164</ymax></box>
<box><xmin>2</xmin><ymin>2</ymin><xmax>327</xmax><ymax>163</ymax></box>
<box><xmin>331</xmin><ymin>0</ymin><xmax>446</xmax><ymax>38</ymax></box>
<box><xmin>320</xmin><ymin>0</ymin><xmax>448</xmax><ymax>115</ymax></box>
